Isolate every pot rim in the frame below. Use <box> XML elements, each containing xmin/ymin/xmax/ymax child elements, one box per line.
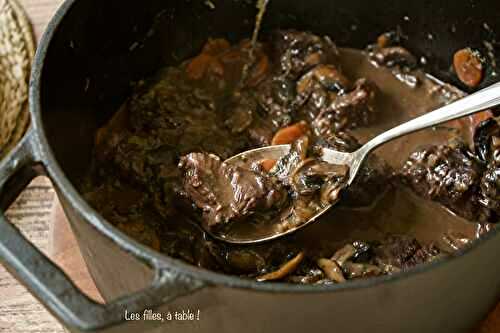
<box><xmin>29</xmin><ymin>0</ymin><xmax>500</xmax><ymax>294</ymax></box>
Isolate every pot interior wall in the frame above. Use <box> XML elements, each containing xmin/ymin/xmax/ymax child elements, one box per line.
<box><xmin>40</xmin><ymin>0</ymin><xmax>499</xmax><ymax>184</ymax></box>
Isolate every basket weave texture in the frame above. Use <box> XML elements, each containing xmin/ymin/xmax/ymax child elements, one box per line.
<box><xmin>0</xmin><ymin>0</ymin><xmax>35</xmax><ymax>158</ymax></box>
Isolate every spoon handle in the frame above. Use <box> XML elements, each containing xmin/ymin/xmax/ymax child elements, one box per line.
<box><xmin>362</xmin><ymin>81</ymin><xmax>500</xmax><ymax>154</ymax></box>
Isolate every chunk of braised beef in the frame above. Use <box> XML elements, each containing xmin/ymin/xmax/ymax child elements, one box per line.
<box><xmin>95</xmin><ymin>101</ymin><xmax>183</xmax><ymax>192</ymax></box>
<box><xmin>178</xmin><ymin>153</ymin><xmax>287</xmax><ymax>231</ymax></box>
<box><xmin>127</xmin><ymin>68</ymin><xmax>247</xmax><ymax>159</ymax></box>
<box><xmin>129</xmin><ymin>69</ymin><xmax>210</xmax><ymax>133</ymax></box>
<box><xmin>369</xmin><ymin>46</ymin><xmax>417</xmax><ymax>69</ymax></box>
<box><xmin>111</xmin><ymin>135</ymin><xmax>178</xmax><ymax>185</ymax></box>
<box><xmin>224</xmin><ymin>91</ymin><xmax>275</xmax><ymax>147</ymax></box>
<box><xmin>312</xmin><ymin>78</ymin><xmax>378</xmax><ymax>134</ymax></box>
<box><xmin>98</xmin><ymin>66</ymin><xmax>262</xmax><ymax>220</ymax></box>
<box><xmin>83</xmin><ymin>182</ymin><xmax>148</xmax><ymax>222</ymax></box>
<box><xmin>224</xmin><ymin>92</ymin><xmax>256</xmax><ymax>135</ymax></box>
<box><xmin>270</xmin><ymin>30</ymin><xmax>339</xmax><ymax>80</ymax></box>
<box><xmin>337</xmin><ymin>149</ymin><xmax>392</xmax><ymax>208</ymax></box>
<box><xmin>400</xmin><ymin>143</ymin><xmax>485</xmax><ymax>221</ymax></box>
<box><xmin>474</xmin><ymin>118</ymin><xmax>500</xmax><ymax>163</ymax></box>
<box><xmin>102</xmin><ymin>135</ymin><xmax>182</xmax><ymax>218</ymax></box>
<box><xmin>470</xmin><ymin>118</ymin><xmax>500</xmax><ymax>221</ymax></box>
<box><xmin>295</xmin><ymin>64</ymin><xmax>352</xmax><ymax>121</ymax></box>
<box><xmin>297</xmin><ymin>81</ymin><xmax>331</xmax><ymax>121</ymax></box>
<box><xmin>255</xmin><ymin>77</ymin><xmax>296</xmax><ymax>128</ymax></box>
<box><xmin>479</xmin><ymin>159</ymin><xmax>500</xmax><ymax>220</ymax></box>
<box><xmin>297</xmin><ymin>64</ymin><xmax>351</xmax><ymax>99</ymax></box>
<box><xmin>351</xmin><ymin>241</ymin><xmax>374</xmax><ymax>263</ymax></box>
<box><xmin>373</xmin><ymin>235</ymin><xmax>441</xmax><ymax>271</ymax></box>
<box><xmin>247</xmin><ymin>118</ymin><xmax>275</xmax><ymax>147</ymax></box>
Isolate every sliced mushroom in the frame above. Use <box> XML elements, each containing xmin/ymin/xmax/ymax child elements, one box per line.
<box><xmin>331</xmin><ymin>244</ymin><xmax>357</xmax><ymax>267</ymax></box>
<box><xmin>257</xmin><ymin>252</ymin><xmax>305</xmax><ymax>282</ymax></box>
<box><xmin>320</xmin><ymin>176</ymin><xmax>348</xmax><ymax>205</ymax></box>
<box><xmin>287</xmin><ymin>268</ymin><xmax>325</xmax><ymax>284</ymax></box>
<box><xmin>226</xmin><ymin>250</ymin><xmax>266</xmax><ymax>274</ymax></box>
<box><xmin>343</xmin><ymin>262</ymin><xmax>382</xmax><ymax>279</ymax></box>
<box><xmin>290</xmin><ymin>159</ymin><xmax>349</xmax><ymax>199</ymax></box>
<box><xmin>370</xmin><ymin>46</ymin><xmax>417</xmax><ymax>69</ymax></box>
<box><xmin>271</xmin><ymin>136</ymin><xmax>310</xmax><ymax>184</ymax></box>
<box><xmin>297</xmin><ymin>64</ymin><xmax>350</xmax><ymax>96</ymax></box>
<box><xmin>312</xmin><ymin>64</ymin><xmax>351</xmax><ymax>92</ymax></box>
<box><xmin>317</xmin><ymin>258</ymin><xmax>346</xmax><ymax>283</ymax></box>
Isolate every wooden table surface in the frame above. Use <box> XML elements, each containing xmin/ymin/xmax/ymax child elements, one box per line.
<box><xmin>0</xmin><ymin>177</ymin><xmax>63</xmax><ymax>333</ymax></box>
<box><xmin>0</xmin><ymin>1</ymin><xmax>500</xmax><ymax>332</ymax></box>
<box><xmin>0</xmin><ymin>2</ymin><xmax>68</xmax><ymax>333</ymax></box>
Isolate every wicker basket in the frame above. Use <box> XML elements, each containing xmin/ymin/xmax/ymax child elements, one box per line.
<box><xmin>0</xmin><ymin>0</ymin><xmax>35</xmax><ymax>159</ymax></box>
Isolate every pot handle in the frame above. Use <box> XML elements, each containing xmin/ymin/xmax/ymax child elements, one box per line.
<box><xmin>0</xmin><ymin>128</ymin><xmax>206</xmax><ymax>333</ymax></box>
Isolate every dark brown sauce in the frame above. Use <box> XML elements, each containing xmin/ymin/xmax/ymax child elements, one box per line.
<box><xmin>313</xmin><ymin>48</ymin><xmax>478</xmax><ymax>247</ymax></box>
<box><xmin>224</xmin><ymin>48</ymin><xmax>478</xmax><ymax>246</ymax></box>
<box><xmin>85</xmin><ymin>34</ymin><xmax>488</xmax><ymax>283</ymax></box>
<box><xmin>296</xmin><ymin>187</ymin><xmax>477</xmax><ymax>255</ymax></box>
<box><xmin>342</xmin><ymin>48</ymin><xmax>465</xmax><ymax>168</ymax></box>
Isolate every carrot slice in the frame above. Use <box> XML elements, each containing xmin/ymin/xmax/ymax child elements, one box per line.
<box><xmin>470</xmin><ymin>111</ymin><xmax>493</xmax><ymax>129</ymax></box>
<box><xmin>377</xmin><ymin>33</ymin><xmax>391</xmax><ymax>48</ymax></box>
<box><xmin>271</xmin><ymin>122</ymin><xmax>309</xmax><ymax>146</ymax></box>
<box><xmin>208</xmin><ymin>58</ymin><xmax>224</xmax><ymax>77</ymax></box>
<box><xmin>186</xmin><ymin>54</ymin><xmax>214</xmax><ymax>80</ymax></box>
<box><xmin>453</xmin><ymin>48</ymin><xmax>483</xmax><ymax>88</ymax></box>
<box><xmin>260</xmin><ymin>159</ymin><xmax>277</xmax><ymax>172</ymax></box>
<box><xmin>257</xmin><ymin>252</ymin><xmax>305</xmax><ymax>282</ymax></box>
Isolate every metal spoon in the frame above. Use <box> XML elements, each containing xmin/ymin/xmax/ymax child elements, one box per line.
<box><xmin>214</xmin><ymin>81</ymin><xmax>500</xmax><ymax>244</ymax></box>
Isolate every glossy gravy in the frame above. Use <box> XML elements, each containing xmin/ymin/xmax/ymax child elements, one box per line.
<box><xmin>291</xmin><ymin>48</ymin><xmax>478</xmax><ymax>252</ymax></box>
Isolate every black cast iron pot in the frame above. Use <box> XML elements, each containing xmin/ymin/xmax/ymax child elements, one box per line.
<box><xmin>1</xmin><ymin>0</ymin><xmax>500</xmax><ymax>332</ymax></box>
